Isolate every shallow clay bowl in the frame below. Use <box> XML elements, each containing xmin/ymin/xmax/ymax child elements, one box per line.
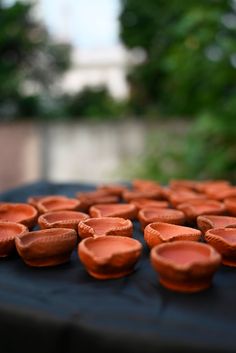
<box><xmin>177</xmin><ymin>199</ymin><xmax>225</xmax><ymax>222</ymax></box>
<box><xmin>197</xmin><ymin>215</ymin><xmax>236</xmax><ymax>233</ymax></box>
<box><xmin>78</xmin><ymin>217</ymin><xmax>133</xmax><ymax>239</ymax></box>
<box><xmin>76</xmin><ymin>190</ymin><xmax>119</xmax><ymax>211</ymax></box>
<box><xmin>96</xmin><ymin>184</ymin><xmax>128</xmax><ymax>196</ymax></box>
<box><xmin>169</xmin><ymin>179</ymin><xmax>197</xmax><ymax>191</ymax></box>
<box><xmin>205</xmin><ymin>186</ymin><xmax>236</xmax><ymax>201</ymax></box>
<box><xmin>168</xmin><ymin>191</ymin><xmax>206</xmax><ymax>207</ymax></box>
<box><xmin>130</xmin><ymin>198</ymin><xmax>169</xmax><ymax>211</ymax></box>
<box><xmin>144</xmin><ymin>222</ymin><xmax>201</xmax><ymax>249</ymax></box>
<box><xmin>224</xmin><ymin>197</ymin><xmax>236</xmax><ymax>216</ymax></box>
<box><xmin>132</xmin><ymin>179</ymin><xmax>160</xmax><ymax>191</ymax></box>
<box><xmin>150</xmin><ymin>240</ymin><xmax>221</xmax><ymax>293</ymax></box>
<box><xmin>27</xmin><ymin>195</ymin><xmax>64</xmax><ymax>209</ymax></box>
<box><xmin>78</xmin><ymin>235</ymin><xmax>142</xmax><ymax>279</ymax></box>
<box><xmin>205</xmin><ymin>228</ymin><xmax>236</xmax><ymax>266</ymax></box>
<box><xmin>194</xmin><ymin>180</ymin><xmax>231</xmax><ymax>193</ymax></box>
<box><xmin>138</xmin><ymin>207</ymin><xmax>185</xmax><ymax>230</ymax></box>
<box><xmin>122</xmin><ymin>189</ymin><xmax>162</xmax><ymax>202</ymax></box>
<box><xmin>0</xmin><ymin>221</ymin><xmax>28</xmax><ymax>257</ymax></box>
<box><xmin>15</xmin><ymin>228</ymin><xmax>77</xmax><ymax>267</ymax></box>
<box><xmin>37</xmin><ymin>196</ymin><xmax>81</xmax><ymax>214</ymax></box>
<box><xmin>38</xmin><ymin>210</ymin><xmax>89</xmax><ymax>231</ymax></box>
<box><xmin>0</xmin><ymin>203</ymin><xmax>37</xmax><ymax>229</ymax></box>
<box><xmin>89</xmin><ymin>203</ymin><xmax>137</xmax><ymax>220</ymax></box>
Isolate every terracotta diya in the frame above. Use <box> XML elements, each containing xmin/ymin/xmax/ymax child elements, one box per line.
<box><xmin>89</xmin><ymin>203</ymin><xmax>137</xmax><ymax>220</ymax></box>
<box><xmin>168</xmin><ymin>190</ymin><xmax>206</xmax><ymax>207</ymax></box>
<box><xmin>0</xmin><ymin>203</ymin><xmax>37</xmax><ymax>229</ymax></box>
<box><xmin>138</xmin><ymin>207</ymin><xmax>185</xmax><ymax>230</ymax></box>
<box><xmin>130</xmin><ymin>198</ymin><xmax>169</xmax><ymax>211</ymax></box>
<box><xmin>37</xmin><ymin>196</ymin><xmax>81</xmax><ymax>214</ymax></box>
<box><xmin>27</xmin><ymin>195</ymin><xmax>63</xmax><ymax>209</ymax></box>
<box><xmin>15</xmin><ymin>228</ymin><xmax>77</xmax><ymax>267</ymax></box>
<box><xmin>122</xmin><ymin>189</ymin><xmax>162</xmax><ymax>202</ymax></box>
<box><xmin>38</xmin><ymin>210</ymin><xmax>89</xmax><ymax>231</ymax></box>
<box><xmin>194</xmin><ymin>180</ymin><xmax>231</xmax><ymax>193</ymax></box>
<box><xmin>132</xmin><ymin>179</ymin><xmax>160</xmax><ymax>191</ymax></box>
<box><xmin>78</xmin><ymin>217</ymin><xmax>133</xmax><ymax>239</ymax></box>
<box><xmin>144</xmin><ymin>222</ymin><xmax>201</xmax><ymax>249</ymax></box>
<box><xmin>204</xmin><ymin>186</ymin><xmax>236</xmax><ymax>201</ymax></box>
<box><xmin>78</xmin><ymin>235</ymin><xmax>142</xmax><ymax>279</ymax></box>
<box><xmin>197</xmin><ymin>215</ymin><xmax>236</xmax><ymax>233</ymax></box>
<box><xmin>96</xmin><ymin>184</ymin><xmax>128</xmax><ymax>196</ymax></box>
<box><xmin>0</xmin><ymin>221</ymin><xmax>28</xmax><ymax>257</ymax></box>
<box><xmin>177</xmin><ymin>199</ymin><xmax>225</xmax><ymax>222</ymax></box>
<box><xmin>169</xmin><ymin>179</ymin><xmax>197</xmax><ymax>191</ymax></box>
<box><xmin>205</xmin><ymin>228</ymin><xmax>236</xmax><ymax>266</ymax></box>
<box><xmin>224</xmin><ymin>197</ymin><xmax>236</xmax><ymax>216</ymax></box>
<box><xmin>76</xmin><ymin>190</ymin><xmax>119</xmax><ymax>211</ymax></box>
<box><xmin>150</xmin><ymin>240</ymin><xmax>221</xmax><ymax>293</ymax></box>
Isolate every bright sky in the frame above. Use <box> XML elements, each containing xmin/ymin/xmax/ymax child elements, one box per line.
<box><xmin>39</xmin><ymin>0</ymin><xmax>121</xmax><ymax>48</ymax></box>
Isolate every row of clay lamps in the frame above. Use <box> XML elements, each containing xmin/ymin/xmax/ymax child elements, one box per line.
<box><xmin>0</xmin><ymin>178</ymin><xmax>235</xmax><ymax>292</ymax></box>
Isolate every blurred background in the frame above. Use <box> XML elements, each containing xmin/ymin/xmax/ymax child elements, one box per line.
<box><xmin>0</xmin><ymin>0</ymin><xmax>235</xmax><ymax>191</ymax></box>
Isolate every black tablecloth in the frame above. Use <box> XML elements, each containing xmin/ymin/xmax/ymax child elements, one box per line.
<box><xmin>0</xmin><ymin>181</ymin><xmax>236</xmax><ymax>353</ymax></box>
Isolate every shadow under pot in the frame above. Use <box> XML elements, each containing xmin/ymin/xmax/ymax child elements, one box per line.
<box><xmin>0</xmin><ymin>203</ymin><xmax>37</xmax><ymax>229</ymax></box>
<box><xmin>150</xmin><ymin>240</ymin><xmax>221</xmax><ymax>293</ymax></box>
<box><xmin>0</xmin><ymin>221</ymin><xmax>28</xmax><ymax>257</ymax></box>
<box><xmin>78</xmin><ymin>235</ymin><xmax>142</xmax><ymax>279</ymax></box>
<box><xmin>15</xmin><ymin>228</ymin><xmax>77</xmax><ymax>267</ymax></box>
<box><xmin>205</xmin><ymin>228</ymin><xmax>236</xmax><ymax>267</ymax></box>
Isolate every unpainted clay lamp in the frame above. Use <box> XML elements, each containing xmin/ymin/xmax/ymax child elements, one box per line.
<box><xmin>78</xmin><ymin>235</ymin><xmax>142</xmax><ymax>279</ymax></box>
<box><xmin>76</xmin><ymin>190</ymin><xmax>119</xmax><ymax>211</ymax></box>
<box><xmin>0</xmin><ymin>221</ymin><xmax>28</xmax><ymax>257</ymax></box>
<box><xmin>15</xmin><ymin>228</ymin><xmax>77</xmax><ymax>267</ymax></box>
<box><xmin>38</xmin><ymin>210</ymin><xmax>89</xmax><ymax>231</ymax></box>
<box><xmin>78</xmin><ymin>217</ymin><xmax>133</xmax><ymax>239</ymax></box>
<box><xmin>0</xmin><ymin>203</ymin><xmax>38</xmax><ymax>229</ymax></box>
<box><xmin>96</xmin><ymin>184</ymin><xmax>128</xmax><ymax>196</ymax></box>
<box><xmin>194</xmin><ymin>180</ymin><xmax>231</xmax><ymax>193</ymax></box>
<box><xmin>130</xmin><ymin>198</ymin><xmax>169</xmax><ymax>211</ymax></box>
<box><xmin>132</xmin><ymin>179</ymin><xmax>160</xmax><ymax>191</ymax></box>
<box><xmin>150</xmin><ymin>240</ymin><xmax>221</xmax><ymax>293</ymax></box>
<box><xmin>205</xmin><ymin>228</ymin><xmax>236</xmax><ymax>266</ymax></box>
<box><xmin>168</xmin><ymin>190</ymin><xmax>206</xmax><ymax>207</ymax></box>
<box><xmin>224</xmin><ymin>197</ymin><xmax>236</xmax><ymax>216</ymax></box>
<box><xmin>144</xmin><ymin>222</ymin><xmax>201</xmax><ymax>249</ymax></box>
<box><xmin>177</xmin><ymin>199</ymin><xmax>225</xmax><ymax>222</ymax></box>
<box><xmin>197</xmin><ymin>215</ymin><xmax>236</xmax><ymax>233</ymax></box>
<box><xmin>205</xmin><ymin>186</ymin><xmax>236</xmax><ymax>201</ymax></box>
<box><xmin>89</xmin><ymin>203</ymin><xmax>137</xmax><ymax>220</ymax></box>
<box><xmin>138</xmin><ymin>207</ymin><xmax>185</xmax><ymax>230</ymax></box>
<box><xmin>122</xmin><ymin>189</ymin><xmax>163</xmax><ymax>202</ymax></box>
<box><xmin>169</xmin><ymin>179</ymin><xmax>197</xmax><ymax>191</ymax></box>
<box><xmin>37</xmin><ymin>196</ymin><xmax>81</xmax><ymax>214</ymax></box>
<box><xmin>27</xmin><ymin>195</ymin><xmax>64</xmax><ymax>209</ymax></box>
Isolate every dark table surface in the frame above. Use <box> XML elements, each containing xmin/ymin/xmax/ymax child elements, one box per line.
<box><xmin>0</xmin><ymin>181</ymin><xmax>236</xmax><ymax>353</ymax></box>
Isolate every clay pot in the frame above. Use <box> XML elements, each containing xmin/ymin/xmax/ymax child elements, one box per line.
<box><xmin>122</xmin><ymin>189</ymin><xmax>162</xmax><ymax>202</ymax></box>
<box><xmin>144</xmin><ymin>222</ymin><xmax>201</xmax><ymax>249</ymax></box>
<box><xmin>15</xmin><ymin>228</ymin><xmax>77</xmax><ymax>267</ymax></box>
<box><xmin>78</xmin><ymin>217</ymin><xmax>133</xmax><ymax>239</ymax></box>
<box><xmin>138</xmin><ymin>207</ymin><xmax>185</xmax><ymax>230</ymax></box>
<box><xmin>89</xmin><ymin>203</ymin><xmax>137</xmax><ymax>220</ymax></box>
<box><xmin>194</xmin><ymin>180</ymin><xmax>231</xmax><ymax>193</ymax></box>
<box><xmin>150</xmin><ymin>240</ymin><xmax>221</xmax><ymax>293</ymax></box>
<box><xmin>177</xmin><ymin>199</ymin><xmax>225</xmax><ymax>222</ymax></box>
<box><xmin>169</xmin><ymin>179</ymin><xmax>197</xmax><ymax>191</ymax></box>
<box><xmin>96</xmin><ymin>184</ymin><xmax>128</xmax><ymax>196</ymax></box>
<box><xmin>38</xmin><ymin>210</ymin><xmax>90</xmax><ymax>231</ymax></box>
<box><xmin>0</xmin><ymin>221</ymin><xmax>28</xmax><ymax>257</ymax></box>
<box><xmin>78</xmin><ymin>235</ymin><xmax>142</xmax><ymax>279</ymax></box>
<box><xmin>224</xmin><ymin>197</ymin><xmax>236</xmax><ymax>216</ymax></box>
<box><xmin>0</xmin><ymin>203</ymin><xmax>38</xmax><ymax>229</ymax></box>
<box><xmin>132</xmin><ymin>179</ymin><xmax>160</xmax><ymax>191</ymax></box>
<box><xmin>76</xmin><ymin>190</ymin><xmax>119</xmax><ymax>211</ymax></box>
<box><xmin>197</xmin><ymin>215</ymin><xmax>236</xmax><ymax>233</ymax></box>
<box><xmin>130</xmin><ymin>198</ymin><xmax>169</xmax><ymax>211</ymax></box>
<box><xmin>168</xmin><ymin>190</ymin><xmax>206</xmax><ymax>207</ymax></box>
<box><xmin>27</xmin><ymin>195</ymin><xmax>63</xmax><ymax>209</ymax></box>
<box><xmin>205</xmin><ymin>228</ymin><xmax>236</xmax><ymax>266</ymax></box>
<box><xmin>36</xmin><ymin>196</ymin><xmax>81</xmax><ymax>214</ymax></box>
<box><xmin>204</xmin><ymin>186</ymin><xmax>236</xmax><ymax>201</ymax></box>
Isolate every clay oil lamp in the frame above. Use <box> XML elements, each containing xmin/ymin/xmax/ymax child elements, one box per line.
<box><xmin>204</xmin><ymin>186</ymin><xmax>236</xmax><ymax>201</ymax></box>
<box><xmin>194</xmin><ymin>180</ymin><xmax>231</xmax><ymax>193</ymax></box>
<box><xmin>37</xmin><ymin>196</ymin><xmax>81</xmax><ymax>214</ymax></box>
<box><xmin>27</xmin><ymin>195</ymin><xmax>63</xmax><ymax>209</ymax></box>
<box><xmin>130</xmin><ymin>198</ymin><xmax>169</xmax><ymax>211</ymax></box>
<box><xmin>96</xmin><ymin>184</ymin><xmax>129</xmax><ymax>197</ymax></box>
<box><xmin>224</xmin><ymin>197</ymin><xmax>236</xmax><ymax>216</ymax></box>
<box><xmin>89</xmin><ymin>203</ymin><xmax>137</xmax><ymax>220</ymax></box>
<box><xmin>78</xmin><ymin>217</ymin><xmax>133</xmax><ymax>239</ymax></box>
<box><xmin>169</xmin><ymin>179</ymin><xmax>198</xmax><ymax>191</ymax></box>
<box><xmin>0</xmin><ymin>221</ymin><xmax>28</xmax><ymax>257</ymax></box>
<box><xmin>197</xmin><ymin>215</ymin><xmax>236</xmax><ymax>233</ymax></box>
<box><xmin>205</xmin><ymin>228</ymin><xmax>236</xmax><ymax>266</ymax></box>
<box><xmin>78</xmin><ymin>235</ymin><xmax>142</xmax><ymax>279</ymax></box>
<box><xmin>150</xmin><ymin>240</ymin><xmax>221</xmax><ymax>293</ymax></box>
<box><xmin>138</xmin><ymin>207</ymin><xmax>185</xmax><ymax>230</ymax></box>
<box><xmin>15</xmin><ymin>228</ymin><xmax>77</xmax><ymax>267</ymax></box>
<box><xmin>38</xmin><ymin>210</ymin><xmax>90</xmax><ymax>231</ymax></box>
<box><xmin>122</xmin><ymin>189</ymin><xmax>162</xmax><ymax>202</ymax></box>
<box><xmin>0</xmin><ymin>203</ymin><xmax>38</xmax><ymax>229</ymax></box>
<box><xmin>132</xmin><ymin>179</ymin><xmax>160</xmax><ymax>191</ymax></box>
<box><xmin>76</xmin><ymin>190</ymin><xmax>119</xmax><ymax>212</ymax></box>
<box><xmin>177</xmin><ymin>199</ymin><xmax>225</xmax><ymax>222</ymax></box>
<box><xmin>144</xmin><ymin>222</ymin><xmax>201</xmax><ymax>249</ymax></box>
<box><xmin>168</xmin><ymin>190</ymin><xmax>207</xmax><ymax>208</ymax></box>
